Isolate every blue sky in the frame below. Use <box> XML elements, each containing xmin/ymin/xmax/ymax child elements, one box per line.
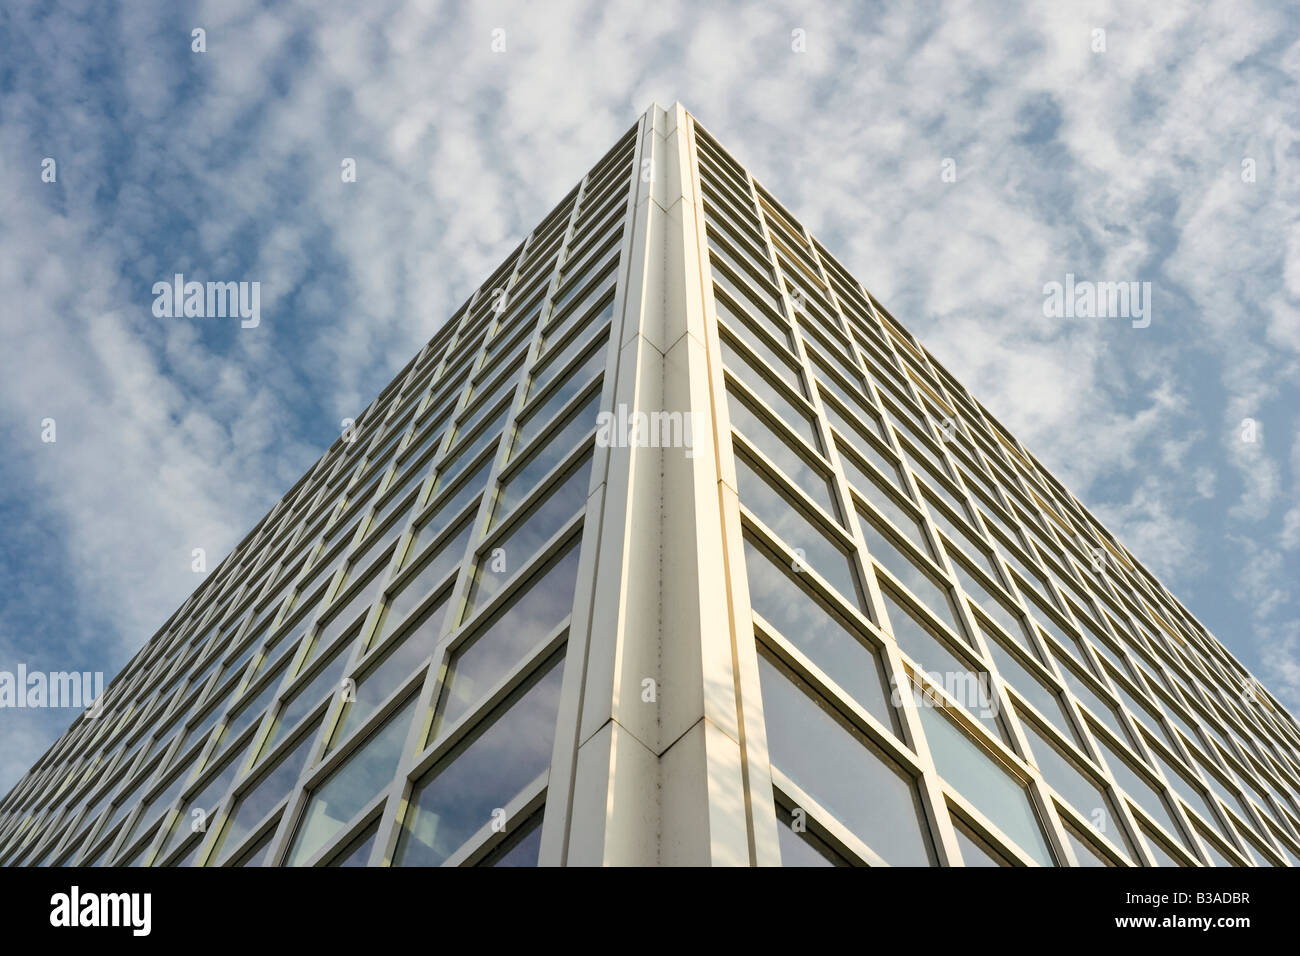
<box><xmin>1</xmin><ymin>0</ymin><xmax>1297</xmax><ymax>795</ymax></box>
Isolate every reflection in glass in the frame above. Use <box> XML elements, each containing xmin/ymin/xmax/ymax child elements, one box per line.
<box><xmin>397</xmin><ymin>656</ymin><xmax>564</xmax><ymax>866</ymax></box>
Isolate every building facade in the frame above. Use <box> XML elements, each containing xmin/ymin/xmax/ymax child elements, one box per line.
<box><xmin>2</xmin><ymin>103</ymin><xmax>1299</xmax><ymax>868</ymax></box>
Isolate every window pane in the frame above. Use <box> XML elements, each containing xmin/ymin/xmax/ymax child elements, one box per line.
<box><xmin>216</xmin><ymin>729</ymin><xmax>315</xmax><ymax>862</ymax></box>
<box><xmin>482</xmin><ymin>813</ymin><xmax>544</xmax><ymax>867</ymax></box>
<box><xmin>743</xmin><ymin>539</ymin><xmax>895</xmax><ymax>732</ymax></box>
<box><xmin>982</xmin><ymin>629</ymin><xmax>1077</xmax><ymax>744</ymax></box>
<box><xmin>467</xmin><ymin>456</ymin><xmax>591</xmax><ymax>612</ymax></box>
<box><xmin>263</xmin><ymin>638</ymin><xmax>353</xmax><ymax>753</ymax></box>
<box><xmin>397</xmin><ymin>656</ymin><xmax>564</xmax><ymax>867</ymax></box>
<box><xmin>953</xmin><ymin>819</ymin><xmax>1009</xmax><ymax>867</ymax></box>
<box><xmin>861</xmin><ymin>518</ymin><xmax>959</xmax><ymax>635</ymax></box>
<box><xmin>1065</xmin><ymin>826</ymin><xmax>1112</xmax><ymax>867</ymax></box>
<box><xmin>915</xmin><ymin>703</ymin><xmax>1054</xmax><ymax>866</ymax></box>
<box><xmin>434</xmin><ymin>540</ymin><xmax>582</xmax><ymax>739</ymax></box>
<box><xmin>737</xmin><ymin>458</ymin><xmax>857</xmax><ymax>604</ymax></box>
<box><xmin>327</xmin><ymin>821</ymin><xmax>378</xmax><ymax>867</ymax></box>
<box><xmin>879</xmin><ymin>588</ymin><xmax>1001</xmax><ymax>740</ymax></box>
<box><xmin>286</xmin><ymin>694</ymin><xmax>417</xmax><ymax>866</ymax></box>
<box><xmin>511</xmin><ymin>390</ymin><xmax>600</xmax><ymax>466</ymax></box>
<box><xmin>730</xmin><ymin>392</ymin><xmax>835</xmax><ymax>514</ymax></box>
<box><xmin>1093</xmin><ymin>731</ymin><xmax>1185</xmax><ymax>848</ymax></box>
<box><xmin>331</xmin><ymin>597</ymin><xmax>446</xmax><ymax>751</ymax></box>
<box><xmin>757</xmin><ymin>653</ymin><xmax>932</xmax><ymax>865</ymax></box>
<box><xmin>776</xmin><ymin>807</ymin><xmax>849</xmax><ymax>867</ymax></box>
<box><xmin>1018</xmin><ymin>715</ymin><xmax>1127</xmax><ymax>854</ymax></box>
<box><xmin>721</xmin><ymin>340</ymin><xmax>818</xmax><ymax>448</ymax></box>
<box><xmin>377</xmin><ymin>517</ymin><xmax>472</xmax><ymax>645</ymax></box>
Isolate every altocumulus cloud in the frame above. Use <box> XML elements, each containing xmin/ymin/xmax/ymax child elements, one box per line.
<box><xmin>0</xmin><ymin>0</ymin><xmax>1297</xmax><ymax>791</ymax></box>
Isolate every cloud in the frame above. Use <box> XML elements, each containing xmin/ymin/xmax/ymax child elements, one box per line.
<box><xmin>1</xmin><ymin>0</ymin><xmax>1298</xmax><ymax>796</ymax></box>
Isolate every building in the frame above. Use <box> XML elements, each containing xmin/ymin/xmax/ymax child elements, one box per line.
<box><xmin>2</xmin><ymin>102</ymin><xmax>1298</xmax><ymax>868</ymax></box>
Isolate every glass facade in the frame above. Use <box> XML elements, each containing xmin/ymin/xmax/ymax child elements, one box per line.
<box><xmin>2</xmin><ymin>104</ymin><xmax>1298</xmax><ymax>868</ymax></box>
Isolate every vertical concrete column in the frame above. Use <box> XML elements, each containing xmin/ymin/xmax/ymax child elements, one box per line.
<box><xmin>552</xmin><ymin>103</ymin><xmax>760</xmax><ymax>866</ymax></box>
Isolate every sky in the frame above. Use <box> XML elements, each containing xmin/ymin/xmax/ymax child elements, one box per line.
<box><xmin>0</xmin><ymin>0</ymin><xmax>1297</xmax><ymax>795</ymax></box>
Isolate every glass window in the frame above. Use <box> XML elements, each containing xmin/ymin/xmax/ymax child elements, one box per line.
<box><xmin>158</xmin><ymin>738</ymin><xmax>251</xmax><ymax>861</ymax></box>
<box><xmin>216</xmin><ymin>729</ymin><xmax>316</xmax><ymax>862</ymax></box>
<box><xmin>776</xmin><ymin>806</ymin><xmax>849</xmax><ymax>866</ymax></box>
<box><xmin>527</xmin><ymin>336</ymin><xmax>607</xmax><ymax>412</ymax></box>
<box><xmin>314</xmin><ymin>563</ymin><xmax>387</xmax><ymax>655</ymax></box>
<box><xmin>511</xmin><ymin>389</ymin><xmax>601</xmax><ymax>466</ymax></box>
<box><xmin>396</xmin><ymin>656</ymin><xmax>565</xmax><ymax>867</ymax></box>
<box><xmin>217</xmin><ymin>663</ymin><xmax>287</xmax><ymax>750</ymax></box>
<box><xmin>440</xmin><ymin>407</ymin><xmax>508</xmax><ymax>489</ymax></box>
<box><xmin>757</xmin><ymin>653</ymin><xmax>933</xmax><ymax>865</ymax></box>
<box><xmin>531</xmin><ymin>317</ymin><xmax>609</xmax><ymax>402</ymax></box>
<box><xmin>263</xmin><ymin>637</ymin><xmax>354</xmax><ymax>754</ymax></box>
<box><xmin>953</xmin><ymin>817</ymin><xmax>1011</xmax><ymax>867</ymax></box>
<box><xmin>982</xmin><ymin>628</ymin><xmax>1077</xmax><ymax>745</ymax></box>
<box><xmin>331</xmin><ymin>597</ymin><xmax>447</xmax><ymax>752</ymax></box>
<box><xmin>1092</xmin><ymin>729</ymin><xmax>1186</xmax><ymax>848</ymax></box>
<box><xmin>1064</xmin><ymin>825</ymin><xmax>1112</xmax><ymax>867</ymax></box>
<box><xmin>1139</xmin><ymin>826</ymin><xmax>1185</xmax><ymax>867</ymax></box>
<box><xmin>721</xmin><ymin>340</ymin><xmax>819</xmax><ymax>449</ymax></box>
<box><xmin>434</xmin><ymin>539</ymin><xmax>582</xmax><ymax>739</ymax></box>
<box><xmin>729</xmin><ymin>391</ymin><xmax>836</xmax><ymax>515</ymax></box>
<box><xmin>285</xmin><ymin>694</ymin><xmax>417</xmax><ymax>866</ymax></box>
<box><xmin>327</xmin><ymin>820</ymin><xmax>379</xmax><ymax>867</ymax></box>
<box><xmin>467</xmin><ymin>458</ymin><xmax>591</xmax><ymax>612</ymax></box>
<box><xmin>716</xmin><ymin>292</ymin><xmax>797</xmax><ymax>374</ymax></box>
<box><xmin>496</xmin><ymin>436</ymin><xmax>590</xmax><ymax>524</ymax></box>
<box><xmin>743</xmin><ymin>538</ymin><xmax>895</xmax><ymax>732</ymax></box>
<box><xmin>950</xmin><ymin>555</ymin><xmax>1032</xmax><ymax>650</ymax></box>
<box><xmin>736</xmin><ymin>456</ymin><xmax>858</xmax><ymax>604</ymax></box>
<box><xmin>1018</xmin><ymin>714</ymin><xmax>1129</xmax><ymax>855</ymax></box>
<box><xmin>1056</xmin><ymin>657</ymin><xmax>1133</xmax><ymax>749</ymax></box>
<box><xmin>855</xmin><ymin>470</ymin><xmax>930</xmax><ymax>557</ymax></box>
<box><xmin>834</xmin><ymin>429</ymin><xmax>902</xmax><ymax>493</ymax></box>
<box><xmin>376</xmin><ymin>516</ymin><xmax>472</xmax><ymax>645</ymax></box>
<box><xmin>916</xmin><ymin>703</ymin><xmax>1054</xmax><ymax>866</ymax></box>
<box><xmin>481</xmin><ymin>812</ymin><xmax>544</xmax><ymax>867</ymax></box>
<box><xmin>880</xmin><ymin>588</ymin><xmax>1002</xmax><ymax>740</ymax></box>
<box><xmin>514</xmin><ymin>368</ymin><xmax>601</xmax><ymax>457</ymax></box>
<box><xmin>861</xmin><ymin>516</ymin><xmax>960</xmax><ymax>636</ymax></box>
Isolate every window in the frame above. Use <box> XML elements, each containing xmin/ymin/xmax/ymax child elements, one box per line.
<box><xmin>861</xmin><ymin>515</ymin><xmax>960</xmax><ymax>637</ymax></box>
<box><xmin>1017</xmin><ymin>712</ymin><xmax>1130</xmax><ymax>857</ymax></box>
<box><xmin>433</xmin><ymin>539</ymin><xmax>582</xmax><ymax>740</ymax></box>
<box><xmin>330</xmin><ymin>597</ymin><xmax>447</xmax><ymax>752</ymax></box>
<box><xmin>467</xmin><ymin>457</ymin><xmax>591</xmax><ymax>612</ymax></box>
<box><xmin>757</xmin><ymin>652</ymin><xmax>933</xmax><ymax>865</ymax></box>
<box><xmin>721</xmin><ymin>339</ymin><xmax>819</xmax><ymax>449</ymax></box>
<box><xmin>215</xmin><ymin>729</ymin><xmax>316</xmax><ymax>863</ymax></box>
<box><xmin>743</xmin><ymin>538</ymin><xmax>895</xmax><ymax>733</ymax></box>
<box><xmin>729</xmin><ymin>389</ymin><xmax>835</xmax><ymax>514</ymax></box>
<box><xmin>775</xmin><ymin>804</ymin><xmax>850</xmax><ymax>866</ymax></box>
<box><xmin>736</xmin><ymin>456</ymin><xmax>858</xmax><ymax>604</ymax></box>
<box><xmin>375</xmin><ymin>516</ymin><xmax>472</xmax><ymax>646</ymax></box>
<box><xmin>916</xmin><ymin>703</ymin><xmax>1054</xmax><ymax>866</ymax></box>
<box><xmin>396</xmin><ymin>655</ymin><xmax>564</xmax><ymax>866</ymax></box>
<box><xmin>952</xmin><ymin>816</ymin><xmax>1012</xmax><ymax>867</ymax></box>
<box><xmin>881</xmin><ymin>588</ymin><xmax>1002</xmax><ymax>741</ymax></box>
<box><xmin>286</xmin><ymin>694</ymin><xmax>417</xmax><ymax>866</ymax></box>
